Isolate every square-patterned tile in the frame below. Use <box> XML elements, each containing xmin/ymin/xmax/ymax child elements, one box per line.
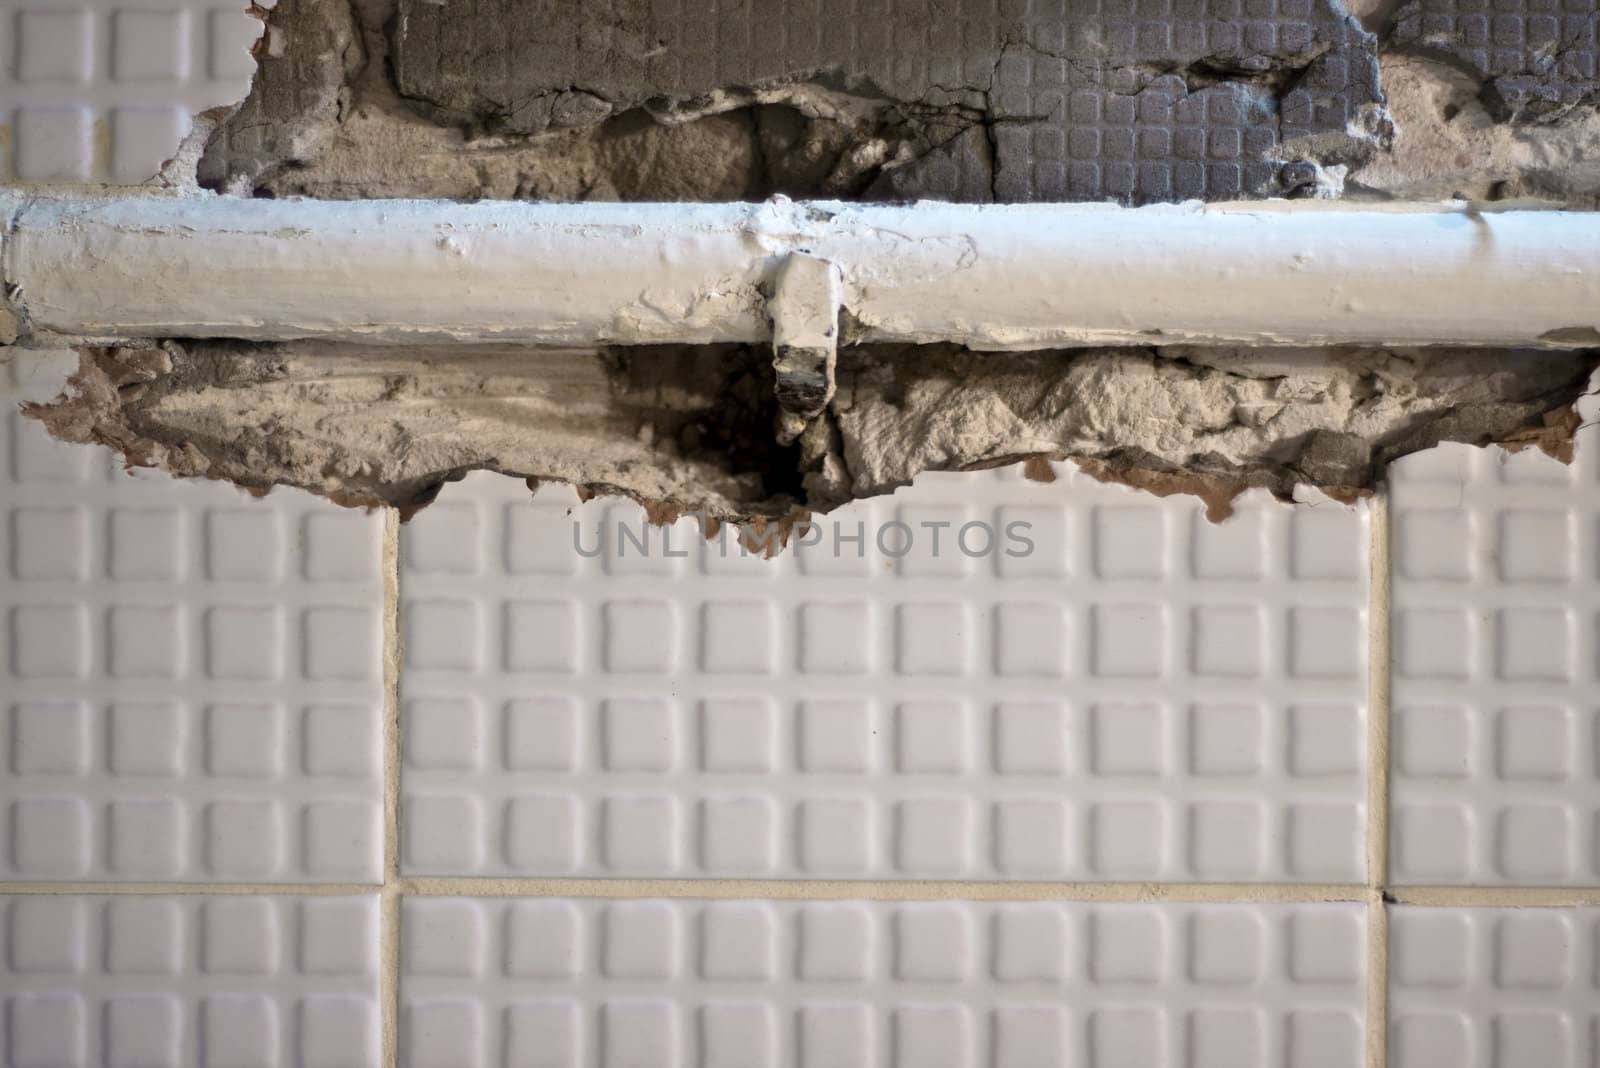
<box><xmin>399</xmin><ymin>465</ymin><xmax>1370</xmax><ymax>881</ymax></box>
<box><xmin>402</xmin><ymin>897</ymin><xmax>1368</xmax><ymax>1068</ymax></box>
<box><xmin>1389</xmin><ymin>906</ymin><xmax>1600</xmax><ymax>1067</ymax></box>
<box><xmin>0</xmin><ymin>893</ymin><xmax>381</xmax><ymax>1067</ymax></box>
<box><xmin>0</xmin><ymin>0</ymin><xmax>261</xmax><ymax>183</ymax></box>
<box><xmin>1389</xmin><ymin>429</ymin><xmax>1600</xmax><ymax>886</ymax></box>
<box><xmin>0</xmin><ymin>352</ymin><xmax>385</xmax><ymax>882</ymax></box>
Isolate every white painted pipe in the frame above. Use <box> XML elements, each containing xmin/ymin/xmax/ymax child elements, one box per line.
<box><xmin>3</xmin><ymin>194</ymin><xmax>1599</xmax><ymax>350</ymax></box>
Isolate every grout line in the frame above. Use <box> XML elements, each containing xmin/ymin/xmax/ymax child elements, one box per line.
<box><xmin>1366</xmin><ymin>888</ymin><xmax>1389</xmax><ymax>1068</ymax></box>
<box><xmin>1366</xmin><ymin>484</ymin><xmax>1393</xmax><ymax>1068</ymax></box>
<box><xmin>1367</xmin><ymin>485</ymin><xmax>1392</xmax><ymax>891</ymax></box>
<box><xmin>6</xmin><ymin>875</ymin><xmax>1598</xmax><ymax>907</ymax></box>
<box><xmin>1388</xmin><ymin>886</ymin><xmax>1600</xmax><ymax>907</ymax></box>
<box><xmin>382</xmin><ymin>507</ymin><xmax>403</xmax><ymax>882</ymax></box>
<box><xmin>394</xmin><ymin>877</ymin><xmax>1375</xmax><ymax>903</ymax></box>
<box><xmin>380</xmin><ymin>507</ymin><xmax>402</xmax><ymax>1068</ymax></box>
<box><xmin>380</xmin><ymin>872</ymin><xmax>401</xmax><ymax>1063</ymax></box>
<box><xmin>0</xmin><ymin>882</ymin><xmax>381</xmax><ymax>895</ymax></box>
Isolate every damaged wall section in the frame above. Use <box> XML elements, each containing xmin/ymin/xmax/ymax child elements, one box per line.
<box><xmin>191</xmin><ymin>0</ymin><xmax>1600</xmax><ymax>205</ymax></box>
<box><xmin>6</xmin><ymin>1</ymin><xmax>1598</xmax><ymax>526</ymax></box>
<box><xmin>1388</xmin><ymin>0</ymin><xmax>1597</xmax><ymax>124</ymax></box>
<box><xmin>1364</xmin><ymin>0</ymin><xmax>1600</xmax><ymax>202</ymax></box>
<box><xmin>23</xmin><ymin>342</ymin><xmax>1599</xmax><ymax>524</ymax></box>
<box><xmin>202</xmin><ymin>0</ymin><xmax>1389</xmax><ymax>203</ymax></box>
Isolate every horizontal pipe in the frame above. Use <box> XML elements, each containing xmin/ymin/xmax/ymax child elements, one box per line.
<box><xmin>3</xmin><ymin>194</ymin><xmax>1599</xmax><ymax>350</ymax></box>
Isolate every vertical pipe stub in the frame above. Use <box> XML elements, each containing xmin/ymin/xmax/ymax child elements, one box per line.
<box><xmin>769</xmin><ymin>253</ymin><xmax>843</xmax><ymax>443</ymax></box>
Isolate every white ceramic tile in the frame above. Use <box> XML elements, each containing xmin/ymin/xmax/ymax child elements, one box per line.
<box><xmin>402</xmin><ymin>897</ymin><xmax>1367</xmax><ymax>1068</ymax></box>
<box><xmin>0</xmin><ymin>0</ymin><xmax>261</xmax><ymax>184</ymax></box>
<box><xmin>1389</xmin><ymin>906</ymin><xmax>1600</xmax><ymax>1067</ymax></box>
<box><xmin>1389</xmin><ymin>431</ymin><xmax>1600</xmax><ymax>886</ymax></box>
<box><xmin>399</xmin><ymin>466</ymin><xmax>1369</xmax><ymax>881</ymax></box>
<box><xmin>0</xmin><ymin>353</ymin><xmax>385</xmax><ymax>882</ymax></box>
<box><xmin>0</xmin><ymin>893</ymin><xmax>380</xmax><ymax>1068</ymax></box>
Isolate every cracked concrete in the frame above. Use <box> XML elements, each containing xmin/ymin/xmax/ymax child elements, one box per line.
<box><xmin>201</xmin><ymin>0</ymin><xmax>1389</xmax><ymax>203</ymax></box>
<box><xmin>20</xmin><ymin>342</ymin><xmax>1598</xmax><ymax>525</ymax></box>
<box><xmin>197</xmin><ymin>0</ymin><xmax>365</xmax><ymax>193</ymax></box>
<box><xmin>188</xmin><ymin>0</ymin><xmax>1600</xmax><ymax>207</ymax></box>
<box><xmin>1351</xmin><ymin>53</ymin><xmax>1600</xmax><ymax>201</ymax></box>
<box><xmin>387</xmin><ymin>0</ymin><xmax>1389</xmax><ymax>202</ymax></box>
<box><xmin>203</xmin><ymin>0</ymin><xmax>931</xmax><ymax>200</ymax></box>
<box><xmin>1388</xmin><ymin>0</ymin><xmax>1598</xmax><ymax>125</ymax></box>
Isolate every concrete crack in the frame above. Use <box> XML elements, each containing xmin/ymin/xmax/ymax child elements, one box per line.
<box><xmin>197</xmin><ymin>0</ymin><xmax>1390</xmax><ymax>204</ymax></box>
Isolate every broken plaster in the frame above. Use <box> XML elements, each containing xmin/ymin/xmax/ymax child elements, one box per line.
<box><xmin>188</xmin><ymin>0</ymin><xmax>1600</xmax><ymax>208</ymax></box>
<box><xmin>5</xmin><ymin>0</ymin><xmax>1600</xmax><ymax>530</ymax></box>
<box><xmin>18</xmin><ymin>342</ymin><xmax>1598</xmax><ymax>529</ymax></box>
<box><xmin>1350</xmin><ymin>53</ymin><xmax>1600</xmax><ymax>203</ymax></box>
<box><xmin>1388</xmin><ymin>0</ymin><xmax>1599</xmax><ymax>126</ymax></box>
<box><xmin>201</xmin><ymin>0</ymin><xmax>1391</xmax><ymax>204</ymax></box>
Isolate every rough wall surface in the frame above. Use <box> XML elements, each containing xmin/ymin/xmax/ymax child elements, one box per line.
<box><xmin>5</xmin><ymin>0</ymin><xmax>1599</xmax><ymax>521</ymax></box>
<box><xmin>194</xmin><ymin>0</ymin><xmax>1598</xmax><ymax>204</ymax></box>
<box><xmin>195</xmin><ymin>0</ymin><xmax>364</xmax><ymax>189</ymax></box>
<box><xmin>1389</xmin><ymin>0</ymin><xmax>1598</xmax><ymax>123</ymax></box>
<box><xmin>23</xmin><ymin>343</ymin><xmax>1598</xmax><ymax>524</ymax></box>
<box><xmin>390</xmin><ymin>0</ymin><xmax>1385</xmax><ymax>203</ymax></box>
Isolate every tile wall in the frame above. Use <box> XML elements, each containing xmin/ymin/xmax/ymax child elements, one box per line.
<box><xmin>5</xmin><ymin>347</ymin><xmax>1600</xmax><ymax>1066</ymax></box>
<box><xmin>0</xmin><ymin>0</ymin><xmax>260</xmax><ymax>183</ymax></box>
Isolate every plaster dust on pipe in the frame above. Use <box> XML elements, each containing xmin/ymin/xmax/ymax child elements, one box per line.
<box><xmin>3</xmin><ymin>194</ymin><xmax>1600</xmax><ymax>352</ymax></box>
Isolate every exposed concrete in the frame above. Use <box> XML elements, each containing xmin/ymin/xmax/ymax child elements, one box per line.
<box><xmin>203</xmin><ymin>0</ymin><xmax>905</xmax><ymax>200</ymax></box>
<box><xmin>815</xmin><ymin>343</ymin><xmax>1598</xmax><ymax>519</ymax></box>
<box><xmin>23</xmin><ymin>344</ymin><xmax>801</xmax><ymax>519</ymax></box>
<box><xmin>198</xmin><ymin>0</ymin><xmax>365</xmax><ymax>193</ymax></box>
<box><xmin>190</xmin><ymin>0</ymin><xmax>1600</xmax><ymax>208</ymax></box>
<box><xmin>1343</xmin><ymin>0</ymin><xmax>1409</xmax><ymax>34</ymax></box>
<box><xmin>21</xmin><ymin>342</ymin><xmax>1598</xmax><ymax>523</ymax></box>
<box><xmin>1388</xmin><ymin>0</ymin><xmax>1598</xmax><ymax>124</ymax></box>
<box><xmin>1348</xmin><ymin>54</ymin><xmax>1600</xmax><ymax>202</ymax></box>
<box><xmin>203</xmin><ymin>0</ymin><xmax>1390</xmax><ymax>204</ymax></box>
<box><xmin>1351</xmin><ymin>0</ymin><xmax>1600</xmax><ymax>202</ymax></box>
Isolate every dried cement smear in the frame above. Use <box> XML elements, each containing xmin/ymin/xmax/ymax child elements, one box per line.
<box><xmin>22</xmin><ymin>343</ymin><xmax>1599</xmax><ymax>524</ymax></box>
